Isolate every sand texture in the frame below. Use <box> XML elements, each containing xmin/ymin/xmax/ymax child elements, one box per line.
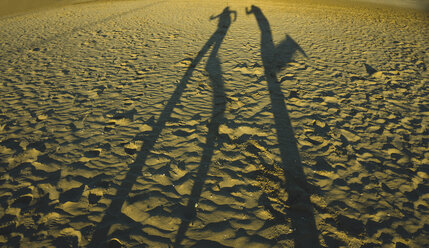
<box><xmin>0</xmin><ymin>0</ymin><xmax>428</xmax><ymax>247</ymax></box>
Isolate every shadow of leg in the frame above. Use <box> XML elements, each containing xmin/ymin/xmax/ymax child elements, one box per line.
<box><xmin>89</xmin><ymin>17</ymin><xmax>222</xmax><ymax>248</ymax></box>
<box><xmin>173</xmin><ymin>23</ymin><xmax>228</xmax><ymax>248</ymax></box>
<box><xmin>90</xmin><ymin>7</ymin><xmax>234</xmax><ymax>248</ymax></box>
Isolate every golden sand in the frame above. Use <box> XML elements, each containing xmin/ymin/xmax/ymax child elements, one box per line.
<box><xmin>0</xmin><ymin>0</ymin><xmax>428</xmax><ymax>247</ymax></box>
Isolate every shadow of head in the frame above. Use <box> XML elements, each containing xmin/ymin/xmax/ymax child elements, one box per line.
<box><xmin>246</xmin><ymin>5</ymin><xmax>260</xmax><ymax>15</ymax></box>
<box><xmin>210</xmin><ymin>6</ymin><xmax>237</xmax><ymax>27</ymax></box>
<box><xmin>245</xmin><ymin>5</ymin><xmax>307</xmax><ymax>73</ymax></box>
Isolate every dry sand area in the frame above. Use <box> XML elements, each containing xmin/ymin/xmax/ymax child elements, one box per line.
<box><xmin>0</xmin><ymin>0</ymin><xmax>428</xmax><ymax>247</ymax></box>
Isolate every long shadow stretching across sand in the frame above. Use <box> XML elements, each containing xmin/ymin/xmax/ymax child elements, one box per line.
<box><xmin>246</xmin><ymin>5</ymin><xmax>320</xmax><ymax>247</ymax></box>
<box><xmin>173</xmin><ymin>7</ymin><xmax>235</xmax><ymax>247</ymax></box>
<box><xmin>89</xmin><ymin>7</ymin><xmax>235</xmax><ymax>247</ymax></box>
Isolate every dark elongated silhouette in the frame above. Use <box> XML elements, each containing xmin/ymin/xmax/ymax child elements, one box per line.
<box><xmin>246</xmin><ymin>5</ymin><xmax>320</xmax><ymax>248</ymax></box>
<box><xmin>89</xmin><ymin>7</ymin><xmax>235</xmax><ymax>247</ymax></box>
<box><xmin>174</xmin><ymin>7</ymin><xmax>235</xmax><ymax>247</ymax></box>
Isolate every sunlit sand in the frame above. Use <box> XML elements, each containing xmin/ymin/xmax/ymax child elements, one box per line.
<box><xmin>0</xmin><ymin>0</ymin><xmax>428</xmax><ymax>247</ymax></box>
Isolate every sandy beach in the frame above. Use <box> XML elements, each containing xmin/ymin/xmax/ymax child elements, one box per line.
<box><xmin>0</xmin><ymin>0</ymin><xmax>428</xmax><ymax>247</ymax></box>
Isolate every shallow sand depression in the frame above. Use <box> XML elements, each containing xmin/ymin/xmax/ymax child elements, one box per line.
<box><xmin>0</xmin><ymin>0</ymin><xmax>428</xmax><ymax>247</ymax></box>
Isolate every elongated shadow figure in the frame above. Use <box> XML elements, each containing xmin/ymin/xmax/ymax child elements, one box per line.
<box><xmin>173</xmin><ymin>7</ymin><xmax>236</xmax><ymax>248</ymax></box>
<box><xmin>246</xmin><ymin>5</ymin><xmax>320</xmax><ymax>248</ymax></box>
<box><xmin>89</xmin><ymin>7</ymin><xmax>235</xmax><ymax>248</ymax></box>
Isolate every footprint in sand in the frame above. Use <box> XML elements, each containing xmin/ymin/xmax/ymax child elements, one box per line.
<box><xmin>233</xmin><ymin>62</ymin><xmax>263</xmax><ymax>77</ymax></box>
<box><xmin>175</xmin><ymin>58</ymin><xmax>193</xmax><ymax>67</ymax></box>
<box><xmin>83</xmin><ymin>149</ymin><xmax>102</xmax><ymax>158</ymax></box>
<box><xmin>104</xmin><ymin>108</ymin><xmax>137</xmax><ymax>131</ymax></box>
<box><xmin>123</xmin><ymin>142</ymin><xmax>140</xmax><ymax>155</ymax></box>
<box><xmin>59</xmin><ymin>185</ymin><xmax>85</xmax><ymax>203</ymax></box>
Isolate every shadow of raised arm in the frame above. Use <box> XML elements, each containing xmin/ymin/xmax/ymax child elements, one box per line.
<box><xmin>245</xmin><ymin>5</ymin><xmax>255</xmax><ymax>15</ymax></box>
<box><xmin>210</xmin><ymin>13</ymin><xmax>220</xmax><ymax>20</ymax></box>
<box><xmin>231</xmin><ymin>10</ymin><xmax>237</xmax><ymax>22</ymax></box>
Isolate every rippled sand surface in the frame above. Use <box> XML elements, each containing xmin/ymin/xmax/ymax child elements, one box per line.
<box><xmin>0</xmin><ymin>0</ymin><xmax>428</xmax><ymax>247</ymax></box>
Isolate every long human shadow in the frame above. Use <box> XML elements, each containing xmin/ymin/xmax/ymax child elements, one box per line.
<box><xmin>173</xmin><ymin>7</ymin><xmax>235</xmax><ymax>247</ymax></box>
<box><xmin>246</xmin><ymin>5</ymin><xmax>320</xmax><ymax>247</ymax></box>
<box><xmin>89</xmin><ymin>7</ymin><xmax>235</xmax><ymax>247</ymax></box>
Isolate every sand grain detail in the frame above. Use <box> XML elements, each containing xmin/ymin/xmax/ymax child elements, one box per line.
<box><xmin>0</xmin><ymin>0</ymin><xmax>428</xmax><ymax>247</ymax></box>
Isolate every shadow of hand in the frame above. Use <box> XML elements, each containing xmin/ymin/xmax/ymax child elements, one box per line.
<box><xmin>245</xmin><ymin>5</ymin><xmax>256</xmax><ymax>15</ymax></box>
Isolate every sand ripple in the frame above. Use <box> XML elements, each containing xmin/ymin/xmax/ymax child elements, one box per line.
<box><xmin>0</xmin><ymin>0</ymin><xmax>428</xmax><ymax>247</ymax></box>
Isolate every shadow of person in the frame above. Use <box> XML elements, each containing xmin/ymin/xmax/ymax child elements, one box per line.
<box><xmin>88</xmin><ymin>7</ymin><xmax>236</xmax><ymax>248</ymax></box>
<box><xmin>211</xmin><ymin>6</ymin><xmax>237</xmax><ymax>28</ymax></box>
<box><xmin>246</xmin><ymin>5</ymin><xmax>320</xmax><ymax>248</ymax></box>
<box><xmin>173</xmin><ymin>7</ymin><xmax>236</xmax><ymax>248</ymax></box>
